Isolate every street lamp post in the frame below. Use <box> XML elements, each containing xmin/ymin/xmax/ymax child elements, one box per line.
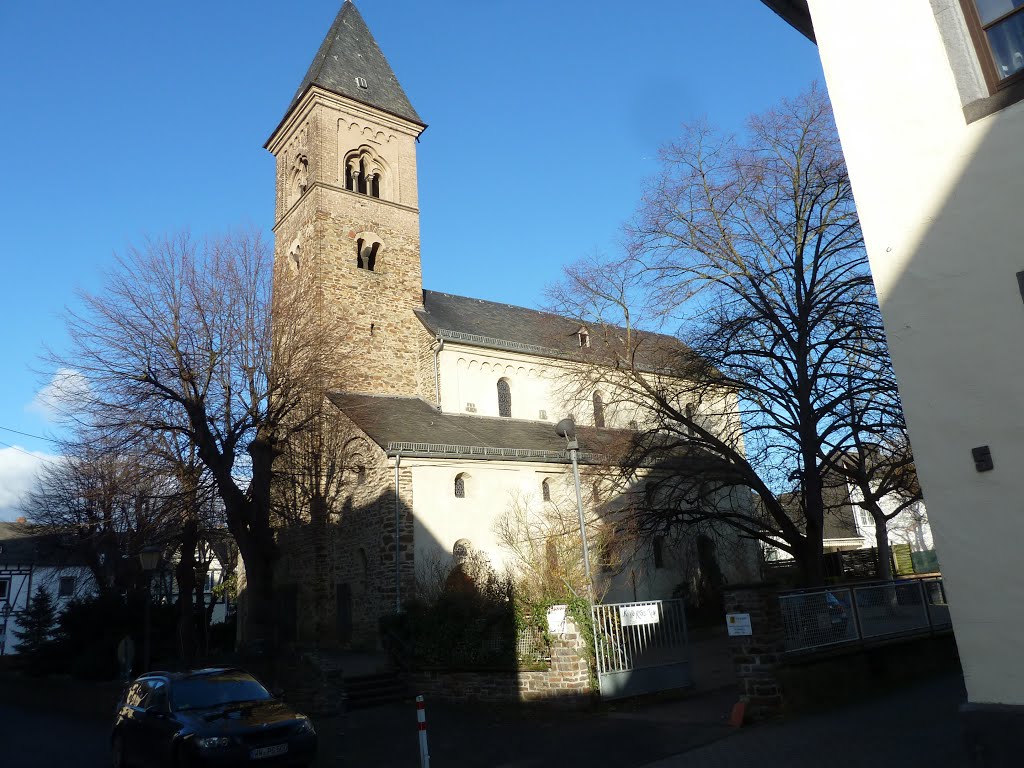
<box><xmin>138</xmin><ymin>545</ymin><xmax>162</xmax><ymax>673</ymax></box>
<box><xmin>555</xmin><ymin>418</ymin><xmax>594</xmax><ymax>599</ymax></box>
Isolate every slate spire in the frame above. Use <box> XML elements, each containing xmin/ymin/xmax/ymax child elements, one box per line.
<box><xmin>289</xmin><ymin>1</ymin><xmax>423</xmax><ymax>126</ymax></box>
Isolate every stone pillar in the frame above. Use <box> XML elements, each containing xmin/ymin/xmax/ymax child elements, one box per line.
<box><xmin>723</xmin><ymin>584</ymin><xmax>786</xmax><ymax>721</ymax></box>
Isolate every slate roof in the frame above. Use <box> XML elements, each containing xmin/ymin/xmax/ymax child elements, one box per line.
<box><xmin>759</xmin><ymin>0</ymin><xmax>815</xmax><ymax>42</ymax></box>
<box><xmin>328</xmin><ymin>393</ymin><xmax>629</xmax><ymax>462</ymax></box>
<box><xmin>287</xmin><ymin>1</ymin><xmax>423</xmax><ymax>126</ymax></box>
<box><xmin>416</xmin><ymin>290</ymin><xmax>689</xmax><ymax>371</ymax></box>
<box><xmin>0</xmin><ymin>522</ymin><xmax>88</xmax><ymax>568</ymax></box>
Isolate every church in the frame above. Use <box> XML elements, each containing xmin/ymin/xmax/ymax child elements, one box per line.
<box><xmin>265</xmin><ymin>1</ymin><xmax>758</xmax><ymax>648</ymax></box>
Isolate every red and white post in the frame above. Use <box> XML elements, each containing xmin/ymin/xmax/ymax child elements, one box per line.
<box><xmin>416</xmin><ymin>694</ymin><xmax>430</xmax><ymax>768</ymax></box>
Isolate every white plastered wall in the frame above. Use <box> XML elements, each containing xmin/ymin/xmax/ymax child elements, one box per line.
<box><xmin>808</xmin><ymin>0</ymin><xmax>1024</xmax><ymax>705</ymax></box>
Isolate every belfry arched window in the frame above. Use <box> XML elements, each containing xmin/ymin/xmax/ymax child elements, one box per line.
<box><xmin>343</xmin><ymin>146</ymin><xmax>388</xmax><ymax>200</ymax></box>
<box><xmin>542</xmin><ymin>478</ymin><xmax>551</xmax><ymax>502</ymax></box>
<box><xmin>354</xmin><ymin>231</ymin><xmax>383</xmax><ymax>272</ymax></box>
<box><xmin>497</xmin><ymin>378</ymin><xmax>512</xmax><ymax>418</ymax></box>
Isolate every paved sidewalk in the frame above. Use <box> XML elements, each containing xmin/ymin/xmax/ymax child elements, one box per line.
<box><xmin>640</xmin><ymin>674</ymin><xmax>968</xmax><ymax>768</ymax></box>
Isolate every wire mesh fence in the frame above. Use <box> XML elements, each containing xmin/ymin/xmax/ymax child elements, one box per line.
<box><xmin>779</xmin><ymin>577</ymin><xmax>951</xmax><ymax>653</ymax></box>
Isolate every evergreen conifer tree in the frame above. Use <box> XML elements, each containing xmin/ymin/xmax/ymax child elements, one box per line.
<box><xmin>13</xmin><ymin>586</ymin><xmax>56</xmax><ymax>674</ymax></box>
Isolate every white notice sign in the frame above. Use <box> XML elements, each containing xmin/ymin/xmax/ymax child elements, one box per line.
<box><xmin>620</xmin><ymin>603</ymin><xmax>660</xmax><ymax>627</ymax></box>
<box><xmin>547</xmin><ymin>605</ymin><xmax>567</xmax><ymax>634</ymax></box>
<box><xmin>726</xmin><ymin>613</ymin><xmax>753</xmax><ymax>637</ymax></box>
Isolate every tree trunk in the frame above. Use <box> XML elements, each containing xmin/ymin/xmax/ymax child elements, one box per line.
<box><xmin>194</xmin><ymin>559</ymin><xmax>210</xmax><ymax>659</ymax></box>
<box><xmin>875</xmin><ymin>515</ymin><xmax>894</xmax><ymax>582</ymax></box>
<box><xmin>175</xmin><ymin>520</ymin><xmax>198</xmax><ymax>664</ymax></box>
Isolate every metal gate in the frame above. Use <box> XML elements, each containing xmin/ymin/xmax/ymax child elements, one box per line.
<box><xmin>591</xmin><ymin>599</ymin><xmax>691</xmax><ymax>699</ymax></box>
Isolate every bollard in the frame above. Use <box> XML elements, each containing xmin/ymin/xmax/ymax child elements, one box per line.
<box><xmin>416</xmin><ymin>694</ymin><xmax>430</xmax><ymax>768</ymax></box>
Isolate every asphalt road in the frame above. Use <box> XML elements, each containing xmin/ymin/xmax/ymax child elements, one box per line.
<box><xmin>0</xmin><ymin>703</ymin><xmax>110</xmax><ymax>768</ymax></box>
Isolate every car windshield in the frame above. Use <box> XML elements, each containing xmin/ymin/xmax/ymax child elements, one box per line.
<box><xmin>171</xmin><ymin>672</ymin><xmax>272</xmax><ymax>711</ymax></box>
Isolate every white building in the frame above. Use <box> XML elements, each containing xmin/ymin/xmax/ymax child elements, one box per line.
<box><xmin>0</xmin><ymin>520</ymin><xmax>95</xmax><ymax>655</ymax></box>
<box><xmin>761</xmin><ymin>0</ymin><xmax>1024</xmax><ymax>758</ymax></box>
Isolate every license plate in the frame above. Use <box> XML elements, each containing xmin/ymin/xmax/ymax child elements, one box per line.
<box><xmin>250</xmin><ymin>743</ymin><xmax>288</xmax><ymax>759</ymax></box>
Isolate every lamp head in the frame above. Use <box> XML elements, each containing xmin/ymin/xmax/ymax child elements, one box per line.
<box><xmin>138</xmin><ymin>545</ymin><xmax>162</xmax><ymax>573</ymax></box>
<box><xmin>554</xmin><ymin>418</ymin><xmax>576</xmax><ymax>440</ymax></box>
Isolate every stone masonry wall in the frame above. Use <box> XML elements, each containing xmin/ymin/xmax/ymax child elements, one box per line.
<box><xmin>411</xmin><ymin>616</ymin><xmax>592</xmax><ymax>708</ymax></box>
<box><xmin>723</xmin><ymin>585</ymin><xmax>787</xmax><ymax>721</ymax></box>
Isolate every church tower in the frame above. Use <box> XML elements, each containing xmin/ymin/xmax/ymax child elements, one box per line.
<box><xmin>266</xmin><ymin>1</ymin><xmax>427</xmax><ymax>396</ymax></box>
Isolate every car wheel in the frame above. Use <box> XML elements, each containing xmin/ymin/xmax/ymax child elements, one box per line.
<box><xmin>111</xmin><ymin>734</ymin><xmax>128</xmax><ymax>768</ymax></box>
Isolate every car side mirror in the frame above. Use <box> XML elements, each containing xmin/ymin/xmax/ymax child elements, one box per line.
<box><xmin>271</xmin><ymin>687</ymin><xmax>285</xmax><ymax>700</ymax></box>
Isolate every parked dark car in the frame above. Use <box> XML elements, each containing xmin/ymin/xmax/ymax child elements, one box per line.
<box><xmin>111</xmin><ymin>667</ymin><xmax>316</xmax><ymax>767</ymax></box>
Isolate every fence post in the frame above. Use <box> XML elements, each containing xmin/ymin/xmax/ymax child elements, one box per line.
<box><xmin>416</xmin><ymin>694</ymin><xmax>429</xmax><ymax>768</ymax></box>
<box><xmin>847</xmin><ymin>586</ymin><xmax>864</xmax><ymax>642</ymax></box>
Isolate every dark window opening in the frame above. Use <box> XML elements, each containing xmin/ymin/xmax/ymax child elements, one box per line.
<box><xmin>578</xmin><ymin>331</ymin><xmax>590</xmax><ymax>348</ymax></box>
<box><xmin>0</xmin><ymin>580</ymin><xmax>8</xmax><ymax>600</ymax></box>
<box><xmin>345</xmin><ymin>163</ymin><xmax>354</xmax><ymax>191</ymax></box>
<box><xmin>497</xmin><ymin>379</ymin><xmax>512</xmax><ymax>418</ymax></box>
<box><xmin>58</xmin><ymin>576</ymin><xmax>75</xmax><ymax>598</ymax></box>
<box><xmin>370</xmin><ymin>174</ymin><xmax>380</xmax><ymax>198</ymax></box>
<box><xmin>593</xmin><ymin>392</ymin><xmax>605</xmax><ymax>428</ymax></box>
<box><xmin>357</xmin><ymin>158</ymin><xmax>368</xmax><ymax>195</ymax></box>
<box><xmin>355</xmin><ymin>465</ymin><xmax>366</xmax><ymax>485</ymax></box>
<box><xmin>542</xmin><ymin>478</ymin><xmax>551</xmax><ymax>502</ymax></box>
<box><xmin>357</xmin><ymin>239</ymin><xmax>380</xmax><ymax>271</ymax></box>
<box><xmin>454</xmin><ymin>474</ymin><xmax>466</xmax><ymax>498</ymax></box>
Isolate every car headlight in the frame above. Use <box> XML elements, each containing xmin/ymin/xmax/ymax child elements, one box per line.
<box><xmin>296</xmin><ymin>719</ymin><xmax>315</xmax><ymax>735</ymax></box>
<box><xmin>196</xmin><ymin>736</ymin><xmax>233</xmax><ymax>749</ymax></box>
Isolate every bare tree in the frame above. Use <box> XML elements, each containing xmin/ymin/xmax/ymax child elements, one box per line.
<box><xmin>45</xmin><ymin>230</ymin><xmax>329</xmax><ymax>647</ymax></box>
<box><xmin>549</xmin><ymin>86</ymin><xmax>897</xmax><ymax>586</ymax></box>
<box><xmin>23</xmin><ymin>434</ymin><xmax>176</xmax><ymax>595</ymax></box>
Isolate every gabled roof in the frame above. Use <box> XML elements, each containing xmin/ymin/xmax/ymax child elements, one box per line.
<box><xmin>0</xmin><ymin>522</ymin><xmax>89</xmax><ymax>568</ymax></box>
<box><xmin>416</xmin><ymin>290</ymin><xmax>689</xmax><ymax>371</ymax></box>
<box><xmin>287</xmin><ymin>1</ymin><xmax>423</xmax><ymax>126</ymax></box>
<box><xmin>328</xmin><ymin>392</ymin><xmax>628</xmax><ymax>462</ymax></box>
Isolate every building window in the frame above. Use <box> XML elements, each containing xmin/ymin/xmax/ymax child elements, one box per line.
<box><xmin>593</xmin><ymin>391</ymin><xmax>605</xmax><ymax>428</ymax></box>
<box><xmin>343</xmin><ymin>147</ymin><xmax>386</xmax><ymax>199</ymax></box>
<box><xmin>497</xmin><ymin>378</ymin><xmax>512</xmax><ymax>418</ymax></box>
<box><xmin>355</xmin><ymin>465</ymin><xmax>367</xmax><ymax>485</ymax></box>
<box><xmin>578</xmin><ymin>329</ymin><xmax>590</xmax><ymax>348</ymax></box>
<box><xmin>0</xmin><ymin>579</ymin><xmax>8</xmax><ymax>600</ymax></box>
<box><xmin>628</xmin><ymin>419</ymin><xmax>639</xmax><ymax>432</ymax></box>
<box><xmin>58</xmin><ymin>576</ymin><xmax>76</xmax><ymax>598</ymax></box>
<box><xmin>962</xmin><ymin>1</ymin><xmax>1024</xmax><ymax>90</ymax></box>
<box><xmin>653</xmin><ymin>536</ymin><xmax>665</xmax><ymax>569</ymax></box>
<box><xmin>454</xmin><ymin>473</ymin><xmax>467</xmax><ymax>498</ymax></box>
<box><xmin>356</xmin><ymin>237</ymin><xmax>381</xmax><ymax>271</ymax></box>
<box><xmin>542</xmin><ymin>478</ymin><xmax>551</xmax><ymax>501</ymax></box>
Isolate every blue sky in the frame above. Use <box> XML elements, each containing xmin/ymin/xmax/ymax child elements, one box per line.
<box><xmin>0</xmin><ymin>1</ymin><xmax>822</xmax><ymax>519</ymax></box>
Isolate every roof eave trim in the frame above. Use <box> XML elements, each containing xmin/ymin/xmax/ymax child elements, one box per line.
<box><xmin>759</xmin><ymin>0</ymin><xmax>816</xmax><ymax>43</ymax></box>
<box><xmin>264</xmin><ymin>83</ymin><xmax>428</xmax><ymax>150</ymax></box>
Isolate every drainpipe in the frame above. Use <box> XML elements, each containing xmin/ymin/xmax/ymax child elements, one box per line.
<box><xmin>433</xmin><ymin>334</ymin><xmax>444</xmax><ymax>407</ymax></box>
<box><xmin>394</xmin><ymin>451</ymin><xmax>402</xmax><ymax>614</ymax></box>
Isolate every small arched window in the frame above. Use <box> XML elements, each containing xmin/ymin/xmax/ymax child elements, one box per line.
<box><xmin>355</xmin><ymin>465</ymin><xmax>366</xmax><ymax>485</ymax></box>
<box><xmin>454</xmin><ymin>473</ymin><xmax>467</xmax><ymax>498</ymax></box>
<box><xmin>593</xmin><ymin>392</ymin><xmax>605</xmax><ymax>428</ymax></box>
<box><xmin>497</xmin><ymin>378</ymin><xmax>512</xmax><ymax>418</ymax></box>
<box><xmin>541</xmin><ymin>478</ymin><xmax>551</xmax><ymax>502</ymax></box>
<box><xmin>356</xmin><ymin>238</ymin><xmax>381</xmax><ymax>271</ymax></box>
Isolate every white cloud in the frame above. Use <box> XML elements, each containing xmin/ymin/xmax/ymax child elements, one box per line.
<box><xmin>0</xmin><ymin>447</ymin><xmax>55</xmax><ymax>521</ymax></box>
<box><xmin>27</xmin><ymin>368</ymin><xmax>89</xmax><ymax>420</ymax></box>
